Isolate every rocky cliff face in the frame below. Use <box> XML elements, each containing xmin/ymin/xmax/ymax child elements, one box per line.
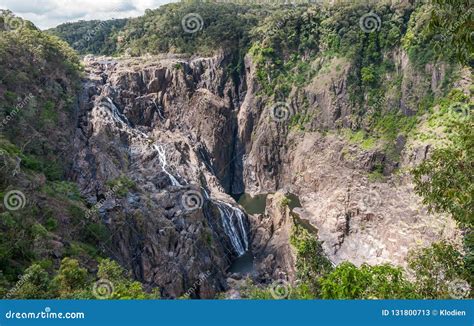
<box><xmin>250</xmin><ymin>192</ymin><xmax>297</xmax><ymax>283</ymax></box>
<box><xmin>71</xmin><ymin>49</ymin><xmax>461</xmax><ymax>296</ymax></box>
<box><xmin>235</xmin><ymin>50</ymin><xmax>461</xmax><ymax>269</ymax></box>
<box><xmin>72</xmin><ymin>54</ymin><xmax>251</xmax><ymax>298</ymax></box>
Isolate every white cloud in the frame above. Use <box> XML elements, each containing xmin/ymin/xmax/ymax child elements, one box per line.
<box><xmin>0</xmin><ymin>0</ymin><xmax>177</xmax><ymax>29</ymax></box>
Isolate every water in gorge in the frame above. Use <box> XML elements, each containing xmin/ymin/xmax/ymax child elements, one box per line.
<box><xmin>228</xmin><ymin>192</ymin><xmax>302</xmax><ymax>275</ymax></box>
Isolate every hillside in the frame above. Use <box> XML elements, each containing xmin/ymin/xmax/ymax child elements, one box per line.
<box><xmin>0</xmin><ymin>1</ymin><xmax>472</xmax><ymax>300</ymax></box>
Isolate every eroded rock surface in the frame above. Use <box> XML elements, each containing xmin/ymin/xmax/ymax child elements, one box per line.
<box><xmin>72</xmin><ymin>51</ymin><xmax>461</xmax><ymax>296</ymax></box>
<box><xmin>73</xmin><ymin>54</ymin><xmax>250</xmax><ymax>298</ymax></box>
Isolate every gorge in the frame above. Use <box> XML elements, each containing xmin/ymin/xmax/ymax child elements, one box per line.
<box><xmin>0</xmin><ymin>0</ymin><xmax>471</xmax><ymax>300</ymax></box>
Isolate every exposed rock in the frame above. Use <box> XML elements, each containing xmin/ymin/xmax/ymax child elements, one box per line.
<box><xmin>250</xmin><ymin>192</ymin><xmax>296</xmax><ymax>284</ymax></box>
<box><xmin>73</xmin><ymin>55</ymin><xmax>250</xmax><ymax>298</ymax></box>
<box><xmin>71</xmin><ymin>51</ymin><xmax>461</xmax><ymax>297</ymax></box>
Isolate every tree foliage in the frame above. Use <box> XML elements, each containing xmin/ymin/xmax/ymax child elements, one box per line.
<box><xmin>47</xmin><ymin>19</ymin><xmax>127</xmax><ymax>55</ymax></box>
<box><xmin>408</xmin><ymin>241</ymin><xmax>470</xmax><ymax>298</ymax></box>
<box><xmin>413</xmin><ymin>116</ymin><xmax>474</xmax><ymax>227</ymax></box>
<box><xmin>290</xmin><ymin>223</ymin><xmax>332</xmax><ymax>296</ymax></box>
<box><xmin>116</xmin><ymin>1</ymin><xmax>262</xmax><ymax>56</ymax></box>
<box><xmin>52</xmin><ymin>258</ymin><xmax>88</xmax><ymax>298</ymax></box>
<box><xmin>319</xmin><ymin>262</ymin><xmax>417</xmax><ymax>299</ymax></box>
<box><xmin>427</xmin><ymin>0</ymin><xmax>473</xmax><ymax>65</ymax></box>
<box><xmin>96</xmin><ymin>259</ymin><xmax>158</xmax><ymax>299</ymax></box>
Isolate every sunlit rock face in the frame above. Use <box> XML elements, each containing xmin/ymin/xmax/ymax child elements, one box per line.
<box><xmin>73</xmin><ymin>54</ymin><xmax>251</xmax><ymax>298</ymax></box>
<box><xmin>72</xmin><ymin>52</ymin><xmax>460</xmax><ymax>297</ymax></box>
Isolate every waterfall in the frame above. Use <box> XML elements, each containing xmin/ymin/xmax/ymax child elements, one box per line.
<box><xmin>201</xmin><ymin>187</ymin><xmax>210</xmax><ymax>199</ymax></box>
<box><xmin>153</xmin><ymin>144</ymin><xmax>182</xmax><ymax>187</ymax></box>
<box><xmin>104</xmin><ymin>97</ymin><xmax>131</xmax><ymax>127</ymax></box>
<box><xmin>153</xmin><ymin>100</ymin><xmax>165</xmax><ymax>120</ymax></box>
<box><xmin>215</xmin><ymin>201</ymin><xmax>249</xmax><ymax>256</ymax></box>
<box><xmin>99</xmin><ymin>98</ymin><xmax>182</xmax><ymax>187</ymax></box>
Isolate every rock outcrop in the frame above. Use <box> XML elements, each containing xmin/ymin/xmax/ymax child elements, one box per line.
<box><xmin>73</xmin><ymin>54</ymin><xmax>250</xmax><ymax>298</ymax></box>
<box><xmin>71</xmin><ymin>49</ymin><xmax>461</xmax><ymax>296</ymax></box>
<box><xmin>250</xmin><ymin>192</ymin><xmax>297</xmax><ymax>283</ymax></box>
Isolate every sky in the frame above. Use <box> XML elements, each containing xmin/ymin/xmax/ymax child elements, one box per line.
<box><xmin>0</xmin><ymin>0</ymin><xmax>177</xmax><ymax>29</ymax></box>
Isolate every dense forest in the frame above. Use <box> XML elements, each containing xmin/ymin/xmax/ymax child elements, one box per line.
<box><xmin>0</xmin><ymin>0</ymin><xmax>472</xmax><ymax>300</ymax></box>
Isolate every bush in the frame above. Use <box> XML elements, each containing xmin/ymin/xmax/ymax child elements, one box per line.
<box><xmin>320</xmin><ymin>262</ymin><xmax>417</xmax><ymax>299</ymax></box>
<box><xmin>52</xmin><ymin>258</ymin><xmax>88</xmax><ymax>298</ymax></box>
<box><xmin>408</xmin><ymin>241</ymin><xmax>470</xmax><ymax>299</ymax></box>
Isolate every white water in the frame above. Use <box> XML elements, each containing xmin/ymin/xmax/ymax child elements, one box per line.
<box><xmin>153</xmin><ymin>100</ymin><xmax>165</xmax><ymax>120</ymax></box>
<box><xmin>215</xmin><ymin>201</ymin><xmax>249</xmax><ymax>256</ymax></box>
<box><xmin>99</xmin><ymin>86</ymin><xmax>248</xmax><ymax>256</ymax></box>
<box><xmin>100</xmin><ymin>97</ymin><xmax>182</xmax><ymax>187</ymax></box>
<box><xmin>153</xmin><ymin>144</ymin><xmax>182</xmax><ymax>187</ymax></box>
<box><xmin>105</xmin><ymin>97</ymin><xmax>131</xmax><ymax>127</ymax></box>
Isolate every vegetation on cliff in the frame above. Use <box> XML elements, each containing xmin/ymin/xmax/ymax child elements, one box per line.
<box><xmin>0</xmin><ymin>11</ymin><xmax>145</xmax><ymax>299</ymax></box>
<box><xmin>47</xmin><ymin>19</ymin><xmax>127</xmax><ymax>55</ymax></box>
<box><xmin>1</xmin><ymin>0</ymin><xmax>472</xmax><ymax>300</ymax></box>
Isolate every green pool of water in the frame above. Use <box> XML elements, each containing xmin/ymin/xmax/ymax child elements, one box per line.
<box><xmin>233</xmin><ymin>192</ymin><xmax>302</xmax><ymax>215</ymax></box>
<box><xmin>233</xmin><ymin>193</ymin><xmax>269</xmax><ymax>215</ymax></box>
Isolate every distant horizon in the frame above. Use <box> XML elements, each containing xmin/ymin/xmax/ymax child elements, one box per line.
<box><xmin>0</xmin><ymin>0</ymin><xmax>178</xmax><ymax>30</ymax></box>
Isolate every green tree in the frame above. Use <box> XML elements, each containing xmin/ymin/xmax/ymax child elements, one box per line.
<box><xmin>11</xmin><ymin>264</ymin><xmax>51</xmax><ymax>299</ymax></box>
<box><xmin>52</xmin><ymin>258</ymin><xmax>88</xmax><ymax>298</ymax></box>
<box><xmin>408</xmin><ymin>241</ymin><xmax>469</xmax><ymax>298</ymax></box>
<box><xmin>361</xmin><ymin>66</ymin><xmax>376</xmax><ymax>86</ymax></box>
<box><xmin>290</xmin><ymin>223</ymin><xmax>332</xmax><ymax>296</ymax></box>
<box><xmin>413</xmin><ymin>117</ymin><xmax>474</xmax><ymax>227</ymax></box>
<box><xmin>319</xmin><ymin>262</ymin><xmax>417</xmax><ymax>299</ymax></box>
<box><xmin>427</xmin><ymin>0</ymin><xmax>473</xmax><ymax>65</ymax></box>
<box><xmin>95</xmin><ymin>259</ymin><xmax>157</xmax><ymax>299</ymax></box>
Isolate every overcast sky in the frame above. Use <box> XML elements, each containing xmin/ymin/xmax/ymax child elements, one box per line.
<box><xmin>0</xmin><ymin>0</ymin><xmax>177</xmax><ymax>29</ymax></box>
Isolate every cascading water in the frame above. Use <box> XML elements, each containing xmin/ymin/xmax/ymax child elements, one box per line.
<box><xmin>153</xmin><ymin>144</ymin><xmax>182</xmax><ymax>187</ymax></box>
<box><xmin>153</xmin><ymin>100</ymin><xmax>165</xmax><ymax>120</ymax></box>
<box><xmin>100</xmin><ymin>97</ymin><xmax>182</xmax><ymax>187</ymax></box>
<box><xmin>215</xmin><ymin>201</ymin><xmax>249</xmax><ymax>256</ymax></box>
<box><xmin>104</xmin><ymin>97</ymin><xmax>132</xmax><ymax>126</ymax></box>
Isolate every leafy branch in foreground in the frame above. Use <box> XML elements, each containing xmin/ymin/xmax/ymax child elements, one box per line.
<box><xmin>412</xmin><ymin>116</ymin><xmax>474</xmax><ymax>227</ymax></box>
